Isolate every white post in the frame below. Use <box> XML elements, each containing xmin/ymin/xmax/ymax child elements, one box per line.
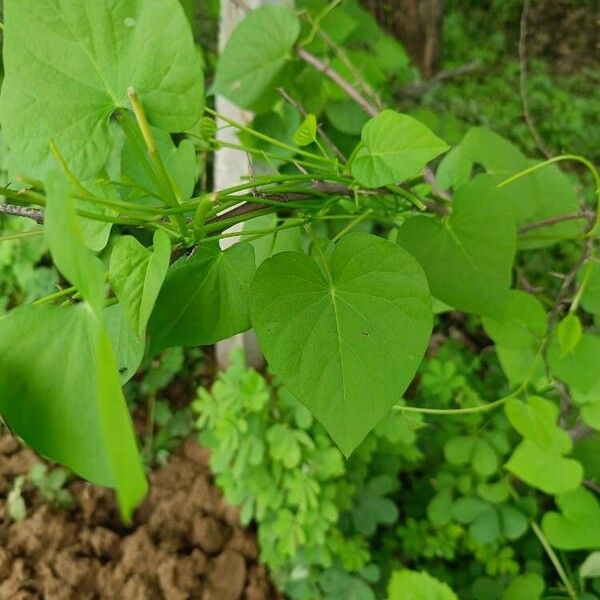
<box><xmin>214</xmin><ymin>0</ymin><xmax>289</xmax><ymax>369</ymax></box>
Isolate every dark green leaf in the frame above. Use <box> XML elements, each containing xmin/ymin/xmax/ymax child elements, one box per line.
<box><xmin>212</xmin><ymin>6</ymin><xmax>300</xmax><ymax>110</ymax></box>
<box><xmin>397</xmin><ymin>175</ymin><xmax>516</xmax><ymax>317</ymax></box>
<box><xmin>436</xmin><ymin>127</ymin><xmax>581</xmax><ymax>249</ymax></box>
<box><xmin>498</xmin><ymin>504</ymin><xmax>528</xmax><ymax>540</ymax></box>
<box><xmin>250</xmin><ymin>233</ymin><xmax>432</xmax><ymax>456</ymax></box>
<box><xmin>149</xmin><ymin>242</ymin><xmax>256</xmax><ymax>353</ymax></box>
<box><xmin>428</xmin><ymin>489</ymin><xmax>453</xmax><ymax>527</ymax></box>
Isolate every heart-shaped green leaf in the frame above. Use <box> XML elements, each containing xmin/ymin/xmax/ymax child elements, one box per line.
<box><xmin>293</xmin><ymin>114</ymin><xmax>318</xmax><ymax>147</ymax></box>
<box><xmin>351</xmin><ymin>110</ymin><xmax>448</xmax><ymax>188</ymax></box>
<box><xmin>542</xmin><ymin>487</ymin><xmax>600</xmax><ymax>550</ymax></box>
<box><xmin>483</xmin><ymin>291</ymin><xmax>548</xmax><ymax>386</ymax></box>
<box><xmin>436</xmin><ymin>127</ymin><xmax>581</xmax><ymax>249</ymax></box>
<box><xmin>506</xmin><ymin>440</ymin><xmax>582</xmax><ymax>494</ymax></box>
<box><xmin>109</xmin><ymin>230</ymin><xmax>171</xmax><ymax>338</ymax></box>
<box><xmin>505</xmin><ymin>397</ymin><xmax>564</xmax><ymax>449</ymax></box>
<box><xmin>250</xmin><ymin>233</ymin><xmax>432</xmax><ymax>456</ymax></box>
<box><xmin>397</xmin><ymin>175</ymin><xmax>516</xmax><ymax>317</ymax></box>
<box><xmin>212</xmin><ymin>5</ymin><xmax>300</xmax><ymax>110</ymax></box>
<box><xmin>0</xmin><ymin>0</ymin><xmax>204</xmax><ymax>178</ymax></box>
<box><xmin>0</xmin><ymin>304</ymin><xmax>147</xmax><ymax>521</ymax></box>
<box><xmin>482</xmin><ymin>290</ymin><xmax>547</xmax><ymax>350</ymax></box>
<box><xmin>149</xmin><ymin>242</ymin><xmax>256</xmax><ymax>353</ymax></box>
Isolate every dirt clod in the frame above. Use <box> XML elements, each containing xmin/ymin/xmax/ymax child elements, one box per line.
<box><xmin>204</xmin><ymin>549</ymin><xmax>247</xmax><ymax>600</ymax></box>
<box><xmin>0</xmin><ymin>435</ymin><xmax>280</xmax><ymax>599</ymax></box>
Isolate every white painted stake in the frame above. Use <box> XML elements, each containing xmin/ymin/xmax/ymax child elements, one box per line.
<box><xmin>214</xmin><ymin>0</ymin><xmax>290</xmax><ymax>369</ymax></box>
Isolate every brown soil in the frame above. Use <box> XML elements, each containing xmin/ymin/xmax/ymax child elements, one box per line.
<box><xmin>0</xmin><ymin>435</ymin><xmax>281</xmax><ymax>600</ymax></box>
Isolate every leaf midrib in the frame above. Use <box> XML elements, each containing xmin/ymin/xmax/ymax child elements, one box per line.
<box><xmin>47</xmin><ymin>1</ymin><xmax>120</xmax><ymax>104</ymax></box>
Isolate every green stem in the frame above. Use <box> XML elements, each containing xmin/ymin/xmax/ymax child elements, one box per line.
<box><xmin>301</xmin><ymin>0</ymin><xmax>344</xmax><ymax>45</ymax></box>
<box><xmin>219</xmin><ymin>173</ymin><xmax>339</xmax><ymax>194</ymax></box>
<box><xmin>16</xmin><ymin>188</ymin><xmax>165</xmax><ymax>228</ymax></box>
<box><xmin>117</xmin><ymin>109</ymin><xmax>166</xmax><ymax>194</ymax></box>
<box><xmin>0</xmin><ymin>185</ymin><xmax>33</xmax><ymax>203</ymax></box>
<box><xmin>0</xmin><ymin>230</ymin><xmax>44</xmax><ymax>243</ymax></box>
<box><xmin>332</xmin><ymin>209</ymin><xmax>373</xmax><ymax>242</ymax></box>
<box><xmin>71</xmin><ymin>193</ymin><xmax>165</xmax><ymax>216</ymax></box>
<box><xmin>163</xmin><ymin>193</ymin><xmax>322</xmax><ymax>216</ymax></box>
<box><xmin>128</xmin><ymin>88</ymin><xmax>189</xmax><ymax>238</ymax></box>
<box><xmin>33</xmin><ymin>286</ymin><xmax>77</xmax><ymax>306</ymax></box>
<box><xmin>394</xmin><ymin>395</ymin><xmax>511</xmax><ymax>416</ymax></box>
<box><xmin>211</xmin><ymin>140</ymin><xmax>333</xmax><ymax>173</ymax></box>
<box><xmin>211</xmin><ymin>174</ymin><xmax>353</xmax><ymax>207</ymax></box>
<box><xmin>107</xmin><ymin>178</ymin><xmax>163</xmax><ymax>201</ymax></box>
<box><xmin>530</xmin><ymin>521</ymin><xmax>577</xmax><ymax>600</ymax></box>
<box><xmin>202</xmin><ymin>218</ymin><xmax>308</xmax><ymax>244</ymax></box>
<box><xmin>202</xmin><ymin>207</ymin><xmax>274</xmax><ymax>234</ymax></box>
<box><xmin>227</xmin><ymin>193</ymin><xmax>323</xmax><ymax>210</ymax></box>
<box><xmin>385</xmin><ymin>184</ymin><xmax>427</xmax><ymax>211</ymax></box>
<box><xmin>205</xmin><ymin>107</ymin><xmax>335</xmax><ymax>165</ymax></box>
<box><xmin>117</xmin><ymin>107</ymin><xmax>187</xmax><ymax>238</ymax></box>
<box><xmin>498</xmin><ymin>154</ymin><xmax>600</xmax><ymax>234</ymax></box>
<box><xmin>303</xmin><ymin>222</ymin><xmax>333</xmax><ymax>279</ymax></box>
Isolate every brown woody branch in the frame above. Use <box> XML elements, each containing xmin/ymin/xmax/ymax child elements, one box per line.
<box><xmin>205</xmin><ymin>192</ymin><xmax>315</xmax><ymax>227</ymax></box>
<box><xmin>518</xmin><ymin>210</ymin><xmax>595</xmax><ymax>234</ymax></box>
<box><xmin>398</xmin><ymin>60</ymin><xmax>481</xmax><ymax>99</ymax></box>
<box><xmin>0</xmin><ymin>203</ymin><xmax>45</xmax><ymax>224</ymax></box>
<box><xmin>296</xmin><ymin>47</ymin><xmax>379</xmax><ymax>117</ymax></box>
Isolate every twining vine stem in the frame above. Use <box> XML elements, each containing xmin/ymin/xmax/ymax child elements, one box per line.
<box><xmin>518</xmin><ymin>0</ymin><xmax>553</xmax><ymax>159</ymax></box>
